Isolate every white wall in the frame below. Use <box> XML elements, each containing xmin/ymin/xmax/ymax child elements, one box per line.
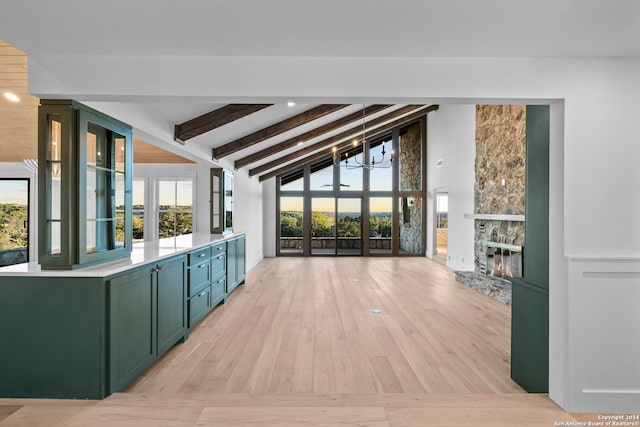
<box><xmin>233</xmin><ymin>169</ymin><xmax>264</xmax><ymax>270</ymax></box>
<box><xmin>426</xmin><ymin>105</ymin><xmax>475</xmax><ymax>271</ymax></box>
<box><xmin>27</xmin><ymin>55</ymin><xmax>640</xmax><ymax>412</ymax></box>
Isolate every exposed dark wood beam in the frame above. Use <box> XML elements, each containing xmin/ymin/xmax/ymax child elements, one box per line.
<box><xmin>234</xmin><ymin>104</ymin><xmax>392</xmax><ymax>169</ymax></box>
<box><xmin>250</xmin><ymin>105</ymin><xmax>434</xmax><ymax>178</ymax></box>
<box><xmin>174</xmin><ymin>104</ymin><xmax>272</xmax><ymax>143</ymax></box>
<box><xmin>250</xmin><ymin>105</ymin><xmax>422</xmax><ymax>177</ymax></box>
<box><xmin>257</xmin><ymin>105</ymin><xmax>439</xmax><ymax>182</ymax></box>
<box><xmin>212</xmin><ymin>104</ymin><xmax>349</xmax><ymax>159</ymax></box>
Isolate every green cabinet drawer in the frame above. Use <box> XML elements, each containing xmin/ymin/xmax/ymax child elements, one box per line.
<box><xmin>188</xmin><ymin>259</ymin><xmax>211</xmax><ymax>297</ymax></box>
<box><xmin>188</xmin><ymin>247</ymin><xmax>211</xmax><ymax>266</ymax></box>
<box><xmin>211</xmin><ymin>251</ymin><xmax>226</xmax><ymax>280</ymax></box>
<box><xmin>211</xmin><ymin>242</ymin><xmax>226</xmax><ymax>255</ymax></box>
<box><xmin>189</xmin><ymin>286</ymin><xmax>211</xmax><ymax>327</ymax></box>
<box><xmin>211</xmin><ymin>276</ymin><xmax>226</xmax><ymax>306</ymax></box>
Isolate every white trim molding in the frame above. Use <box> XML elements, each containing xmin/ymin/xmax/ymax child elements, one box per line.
<box><xmin>567</xmin><ymin>257</ymin><xmax>640</xmax><ymax>412</ymax></box>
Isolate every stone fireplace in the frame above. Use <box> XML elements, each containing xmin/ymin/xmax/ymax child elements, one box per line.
<box><xmin>455</xmin><ymin>105</ymin><xmax>527</xmax><ymax>304</ymax></box>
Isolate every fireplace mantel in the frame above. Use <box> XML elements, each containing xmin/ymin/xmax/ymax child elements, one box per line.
<box><xmin>464</xmin><ymin>213</ymin><xmax>525</xmax><ymax>222</ymax></box>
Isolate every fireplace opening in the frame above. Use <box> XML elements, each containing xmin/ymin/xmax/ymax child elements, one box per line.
<box><xmin>485</xmin><ymin>241</ymin><xmax>523</xmax><ymax>279</ymax></box>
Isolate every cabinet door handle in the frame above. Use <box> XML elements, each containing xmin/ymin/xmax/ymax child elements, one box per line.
<box><xmin>216</xmin><ymin>255</ymin><xmax>224</xmax><ymax>260</ymax></box>
<box><xmin>157</xmin><ymin>265</ymin><xmax>165</xmax><ymax>271</ymax></box>
<box><xmin>199</xmin><ymin>263</ymin><xmax>207</xmax><ymax>268</ymax></box>
<box><xmin>216</xmin><ymin>279</ymin><xmax>224</xmax><ymax>284</ymax></box>
<box><xmin>198</xmin><ymin>291</ymin><xmax>207</xmax><ymax>297</ymax></box>
<box><xmin>216</xmin><ymin>246</ymin><xmax>223</xmax><ymax>251</ymax></box>
<box><xmin>199</xmin><ymin>253</ymin><xmax>206</xmax><ymax>258</ymax></box>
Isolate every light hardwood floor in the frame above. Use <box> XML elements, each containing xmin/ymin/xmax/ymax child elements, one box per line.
<box><xmin>0</xmin><ymin>257</ymin><xmax>594</xmax><ymax>426</ymax></box>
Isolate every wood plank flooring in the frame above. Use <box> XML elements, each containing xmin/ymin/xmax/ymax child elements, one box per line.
<box><xmin>130</xmin><ymin>257</ymin><xmax>521</xmax><ymax>395</ymax></box>
<box><xmin>0</xmin><ymin>257</ymin><xmax>598</xmax><ymax>425</ymax></box>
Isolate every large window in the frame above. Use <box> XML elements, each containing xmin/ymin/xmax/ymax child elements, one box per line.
<box><xmin>277</xmin><ymin>117</ymin><xmax>425</xmax><ymax>256</ymax></box>
<box><xmin>0</xmin><ymin>179</ymin><xmax>29</xmax><ymax>267</ymax></box>
<box><xmin>158</xmin><ymin>179</ymin><xmax>193</xmax><ymax>239</ymax></box>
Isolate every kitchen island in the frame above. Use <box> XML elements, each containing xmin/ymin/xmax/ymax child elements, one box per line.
<box><xmin>0</xmin><ymin>232</ymin><xmax>245</xmax><ymax>399</ymax></box>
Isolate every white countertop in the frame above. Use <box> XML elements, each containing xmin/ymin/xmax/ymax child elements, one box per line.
<box><xmin>0</xmin><ymin>232</ymin><xmax>243</xmax><ymax>278</ymax></box>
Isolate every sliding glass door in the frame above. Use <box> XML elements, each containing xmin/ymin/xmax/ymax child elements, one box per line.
<box><xmin>310</xmin><ymin>197</ymin><xmax>362</xmax><ymax>256</ymax></box>
<box><xmin>337</xmin><ymin>198</ymin><xmax>361</xmax><ymax>255</ymax></box>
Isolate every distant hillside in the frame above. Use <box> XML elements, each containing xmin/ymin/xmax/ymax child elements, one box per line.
<box><xmin>0</xmin><ymin>204</ymin><xmax>28</xmax><ymax>250</ymax></box>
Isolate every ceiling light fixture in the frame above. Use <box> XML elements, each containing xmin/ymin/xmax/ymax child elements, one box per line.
<box><xmin>287</xmin><ymin>101</ymin><xmax>296</xmax><ymax>107</ymax></box>
<box><xmin>332</xmin><ymin>104</ymin><xmax>393</xmax><ymax>169</ymax></box>
<box><xmin>4</xmin><ymin>92</ymin><xmax>20</xmax><ymax>102</ymax></box>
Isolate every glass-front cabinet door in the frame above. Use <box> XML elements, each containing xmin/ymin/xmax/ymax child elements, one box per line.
<box><xmin>38</xmin><ymin>100</ymin><xmax>133</xmax><ymax>270</ymax></box>
<box><xmin>210</xmin><ymin>168</ymin><xmax>233</xmax><ymax>235</ymax></box>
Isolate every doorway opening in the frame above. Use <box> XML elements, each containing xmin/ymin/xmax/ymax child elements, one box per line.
<box><xmin>434</xmin><ymin>189</ymin><xmax>448</xmax><ymax>261</ymax></box>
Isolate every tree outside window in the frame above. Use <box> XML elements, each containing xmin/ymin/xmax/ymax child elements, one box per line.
<box><xmin>158</xmin><ymin>179</ymin><xmax>193</xmax><ymax>239</ymax></box>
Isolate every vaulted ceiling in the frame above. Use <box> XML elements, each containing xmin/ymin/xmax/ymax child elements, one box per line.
<box><xmin>1</xmin><ymin>1</ymin><xmax>638</xmax><ymax>180</ymax></box>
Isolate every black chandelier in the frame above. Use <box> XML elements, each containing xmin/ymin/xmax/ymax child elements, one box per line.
<box><xmin>332</xmin><ymin>105</ymin><xmax>393</xmax><ymax>169</ymax></box>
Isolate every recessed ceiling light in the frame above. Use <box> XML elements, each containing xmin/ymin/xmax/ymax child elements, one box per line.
<box><xmin>287</xmin><ymin>101</ymin><xmax>296</xmax><ymax>107</ymax></box>
<box><xmin>297</xmin><ymin>141</ymin><xmax>304</xmax><ymax>146</ymax></box>
<box><xmin>4</xmin><ymin>92</ymin><xmax>20</xmax><ymax>102</ymax></box>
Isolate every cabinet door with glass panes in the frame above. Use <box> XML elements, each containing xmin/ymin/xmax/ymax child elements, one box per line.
<box><xmin>38</xmin><ymin>100</ymin><xmax>133</xmax><ymax>270</ymax></box>
<box><xmin>210</xmin><ymin>168</ymin><xmax>233</xmax><ymax>235</ymax></box>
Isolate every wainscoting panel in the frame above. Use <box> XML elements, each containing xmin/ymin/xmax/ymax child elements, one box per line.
<box><xmin>568</xmin><ymin>257</ymin><xmax>640</xmax><ymax>412</ymax></box>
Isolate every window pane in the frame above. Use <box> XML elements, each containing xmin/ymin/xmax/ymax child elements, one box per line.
<box><xmin>158</xmin><ymin>211</ymin><xmax>175</xmax><ymax>239</ymax></box>
<box><xmin>132</xmin><ymin>179</ymin><xmax>145</xmax><ymax>242</ymax></box>
<box><xmin>281</xmin><ymin>169</ymin><xmax>304</xmax><ymax>191</ymax></box>
<box><xmin>310</xmin><ymin>159</ymin><xmax>333</xmax><ymax>191</ymax></box>
<box><xmin>280</xmin><ymin>197</ymin><xmax>303</xmax><ymax>254</ymax></box>
<box><xmin>338</xmin><ymin>146</ymin><xmax>363</xmax><ymax>191</ymax></box>
<box><xmin>370</xmin><ymin>137</ymin><xmax>393</xmax><ymax>191</ymax></box>
<box><xmin>399</xmin><ymin>123</ymin><xmax>422</xmax><ymax>191</ymax></box>
<box><xmin>177</xmin><ymin>181</ymin><xmax>193</xmax><ymax>206</ymax></box>
<box><xmin>370</xmin><ymin>197</ymin><xmax>392</xmax><ymax>254</ymax></box>
<box><xmin>337</xmin><ymin>198</ymin><xmax>361</xmax><ymax>255</ymax></box>
<box><xmin>158</xmin><ymin>180</ymin><xmax>176</xmax><ymax>209</ymax></box>
<box><xmin>0</xmin><ymin>179</ymin><xmax>29</xmax><ymax>266</ymax></box>
<box><xmin>311</xmin><ymin>198</ymin><xmax>335</xmax><ymax>255</ymax></box>
<box><xmin>158</xmin><ymin>179</ymin><xmax>193</xmax><ymax>239</ymax></box>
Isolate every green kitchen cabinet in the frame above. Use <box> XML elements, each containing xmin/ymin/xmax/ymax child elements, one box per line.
<box><xmin>156</xmin><ymin>255</ymin><xmax>188</xmax><ymax>355</ymax></box>
<box><xmin>38</xmin><ymin>100</ymin><xmax>133</xmax><ymax>270</ymax></box>
<box><xmin>0</xmin><ymin>276</ymin><xmax>107</xmax><ymax>399</ymax></box>
<box><xmin>226</xmin><ymin>235</ymin><xmax>246</xmax><ymax>295</ymax></box>
<box><xmin>0</xmin><ymin>233</ymin><xmax>244</xmax><ymax>399</ymax></box>
<box><xmin>109</xmin><ymin>255</ymin><xmax>187</xmax><ymax>393</ymax></box>
<box><xmin>109</xmin><ymin>267</ymin><xmax>156</xmax><ymax>393</ymax></box>
<box><xmin>510</xmin><ymin>105</ymin><xmax>550</xmax><ymax>392</ymax></box>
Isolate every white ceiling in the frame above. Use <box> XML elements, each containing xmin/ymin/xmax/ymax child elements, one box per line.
<box><xmin>2</xmin><ymin>0</ymin><xmax>639</xmax><ymax>57</ymax></box>
<box><xmin>1</xmin><ymin>0</ymin><xmax>639</xmax><ymax>176</ymax></box>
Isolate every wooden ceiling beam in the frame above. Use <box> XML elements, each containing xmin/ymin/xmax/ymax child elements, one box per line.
<box><xmin>249</xmin><ymin>105</ymin><xmax>423</xmax><ymax>177</ymax></box>
<box><xmin>234</xmin><ymin>104</ymin><xmax>392</xmax><ymax>169</ymax></box>
<box><xmin>212</xmin><ymin>104</ymin><xmax>349</xmax><ymax>160</ymax></box>
<box><xmin>256</xmin><ymin>105</ymin><xmax>439</xmax><ymax>182</ymax></box>
<box><xmin>174</xmin><ymin>104</ymin><xmax>272</xmax><ymax>144</ymax></box>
